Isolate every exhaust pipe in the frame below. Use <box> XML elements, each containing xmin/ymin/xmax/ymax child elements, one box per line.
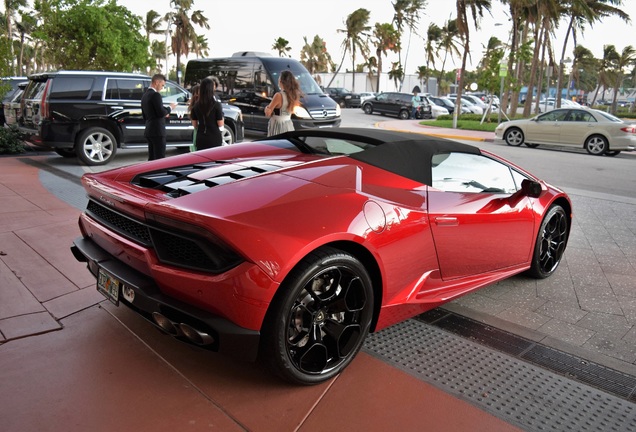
<box><xmin>178</xmin><ymin>323</ymin><xmax>215</xmax><ymax>346</ymax></box>
<box><xmin>152</xmin><ymin>312</ymin><xmax>179</xmax><ymax>336</ymax></box>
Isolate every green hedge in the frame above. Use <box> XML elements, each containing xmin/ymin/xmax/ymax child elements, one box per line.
<box><xmin>0</xmin><ymin>126</ymin><xmax>26</xmax><ymax>155</ymax></box>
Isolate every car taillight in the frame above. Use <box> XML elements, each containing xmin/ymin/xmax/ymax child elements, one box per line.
<box><xmin>40</xmin><ymin>79</ymin><xmax>52</xmax><ymax>119</ymax></box>
<box><xmin>620</xmin><ymin>126</ymin><xmax>636</xmax><ymax>133</ymax></box>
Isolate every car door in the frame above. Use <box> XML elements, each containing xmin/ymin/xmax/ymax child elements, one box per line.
<box><xmin>427</xmin><ymin>152</ymin><xmax>536</xmax><ymax>280</ymax></box>
<box><xmin>525</xmin><ymin>109</ymin><xmax>569</xmax><ymax>144</ymax></box>
<box><xmin>162</xmin><ymin>81</ymin><xmax>193</xmax><ymax>143</ymax></box>
<box><xmin>105</xmin><ymin>77</ymin><xmax>148</xmax><ymax>144</ymax></box>
<box><xmin>559</xmin><ymin>109</ymin><xmax>596</xmax><ymax>146</ymax></box>
<box><xmin>373</xmin><ymin>93</ymin><xmax>392</xmax><ymax>114</ymax></box>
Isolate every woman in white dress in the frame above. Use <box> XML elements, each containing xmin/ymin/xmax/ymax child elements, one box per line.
<box><xmin>264</xmin><ymin>70</ymin><xmax>302</xmax><ymax>136</ymax></box>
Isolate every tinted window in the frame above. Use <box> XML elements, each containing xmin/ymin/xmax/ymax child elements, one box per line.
<box><xmin>49</xmin><ymin>77</ymin><xmax>94</xmax><ymax>100</ymax></box>
<box><xmin>431</xmin><ymin>152</ymin><xmax>517</xmax><ymax>194</ymax></box>
<box><xmin>105</xmin><ymin>78</ymin><xmax>146</xmax><ymax>101</ymax></box>
<box><xmin>23</xmin><ymin>80</ymin><xmax>46</xmax><ymax>100</ymax></box>
<box><xmin>161</xmin><ymin>81</ymin><xmax>189</xmax><ymax>103</ymax></box>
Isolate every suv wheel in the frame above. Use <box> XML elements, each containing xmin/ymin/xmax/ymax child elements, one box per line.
<box><xmin>76</xmin><ymin>127</ymin><xmax>117</xmax><ymax>165</ymax></box>
<box><xmin>221</xmin><ymin>125</ymin><xmax>235</xmax><ymax>145</ymax></box>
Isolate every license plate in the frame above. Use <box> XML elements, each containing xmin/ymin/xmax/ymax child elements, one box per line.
<box><xmin>97</xmin><ymin>269</ymin><xmax>120</xmax><ymax>305</ymax></box>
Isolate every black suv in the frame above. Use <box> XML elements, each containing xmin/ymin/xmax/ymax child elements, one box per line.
<box><xmin>324</xmin><ymin>87</ymin><xmax>361</xmax><ymax>108</ymax></box>
<box><xmin>361</xmin><ymin>92</ymin><xmax>431</xmax><ymax>119</ymax></box>
<box><xmin>18</xmin><ymin>71</ymin><xmax>244</xmax><ymax>165</ymax></box>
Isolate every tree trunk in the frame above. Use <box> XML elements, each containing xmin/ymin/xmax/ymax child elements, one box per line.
<box><xmin>523</xmin><ymin>20</ymin><xmax>546</xmax><ymax>118</ymax></box>
<box><xmin>326</xmin><ymin>47</ymin><xmax>349</xmax><ymax>89</ymax></box>
<box><xmin>555</xmin><ymin>17</ymin><xmax>574</xmax><ymax>109</ymax></box>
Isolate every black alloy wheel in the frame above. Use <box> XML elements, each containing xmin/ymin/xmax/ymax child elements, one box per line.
<box><xmin>527</xmin><ymin>204</ymin><xmax>569</xmax><ymax>279</ymax></box>
<box><xmin>261</xmin><ymin>247</ymin><xmax>374</xmax><ymax>385</ymax></box>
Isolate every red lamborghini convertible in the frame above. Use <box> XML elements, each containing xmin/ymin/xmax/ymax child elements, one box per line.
<box><xmin>71</xmin><ymin>128</ymin><xmax>572</xmax><ymax>385</ymax></box>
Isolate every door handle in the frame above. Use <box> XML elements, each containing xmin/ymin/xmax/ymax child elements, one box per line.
<box><xmin>434</xmin><ymin>217</ymin><xmax>459</xmax><ymax>226</ymax></box>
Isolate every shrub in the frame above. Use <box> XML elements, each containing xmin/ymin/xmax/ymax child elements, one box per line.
<box><xmin>0</xmin><ymin>126</ymin><xmax>26</xmax><ymax>155</ymax></box>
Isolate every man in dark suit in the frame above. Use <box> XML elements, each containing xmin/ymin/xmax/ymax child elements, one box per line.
<box><xmin>141</xmin><ymin>74</ymin><xmax>177</xmax><ymax>160</ymax></box>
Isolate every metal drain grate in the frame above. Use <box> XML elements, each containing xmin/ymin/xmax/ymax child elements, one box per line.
<box><xmin>364</xmin><ymin>319</ymin><xmax>636</xmax><ymax>432</ymax></box>
<box><xmin>416</xmin><ymin>310</ymin><xmax>636</xmax><ymax>402</ymax></box>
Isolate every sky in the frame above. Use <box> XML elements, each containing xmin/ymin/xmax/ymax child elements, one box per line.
<box><xmin>6</xmin><ymin>0</ymin><xmax>636</xmax><ymax>74</ymax></box>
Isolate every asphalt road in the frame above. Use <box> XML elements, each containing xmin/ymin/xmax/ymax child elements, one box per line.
<box><xmin>34</xmin><ymin>108</ymin><xmax>636</xmax><ymax>201</ymax></box>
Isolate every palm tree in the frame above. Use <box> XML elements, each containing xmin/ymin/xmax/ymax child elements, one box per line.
<box><xmin>371</xmin><ymin>22</ymin><xmax>399</xmax><ymax>92</ymax></box>
<box><xmin>590</xmin><ymin>44</ymin><xmax>619</xmax><ymax>105</ymax></box>
<box><xmin>165</xmin><ymin>0</ymin><xmax>210</xmax><ymax>84</ymax></box>
<box><xmin>569</xmin><ymin>44</ymin><xmax>596</xmax><ymax>98</ymax></box>
<box><xmin>424</xmin><ymin>23</ymin><xmax>442</xmax><ymax>92</ymax></box>
<box><xmin>610</xmin><ymin>45</ymin><xmax>636</xmax><ymax>113</ymax></box>
<box><xmin>300</xmin><ymin>35</ymin><xmax>333</xmax><ymax>75</ymax></box>
<box><xmin>150</xmin><ymin>40</ymin><xmax>167</xmax><ymax>72</ymax></box>
<box><xmin>4</xmin><ymin>0</ymin><xmax>28</xmax><ymax>74</ymax></box>
<box><xmin>392</xmin><ymin>0</ymin><xmax>427</xmax><ymax>91</ymax></box>
<box><xmin>556</xmin><ymin>0</ymin><xmax>630</xmax><ymax>108</ymax></box>
<box><xmin>272</xmin><ymin>37</ymin><xmax>292</xmax><ymax>57</ymax></box>
<box><xmin>437</xmin><ymin>18</ymin><xmax>461</xmax><ymax>86</ymax></box>
<box><xmin>326</xmin><ymin>8</ymin><xmax>371</xmax><ymax>89</ymax></box>
<box><xmin>388</xmin><ymin>62</ymin><xmax>404</xmax><ymax>89</ymax></box>
<box><xmin>192</xmin><ymin>35</ymin><xmax>209</xmax><ymax>58</ymax></box>
<box><xmin>144</xmin><ymin>10</ymin><xmax>164</xmax><ymax>41</ymax></box>
<box><xmin>15</xmin><ymin>11</ymin><xmax>35</xmax><ymax>76</ymax></box>
<box><xmin>454</xmin><ymin>0</ymin><xmax>492</xmax><ymax>127</ymax></box>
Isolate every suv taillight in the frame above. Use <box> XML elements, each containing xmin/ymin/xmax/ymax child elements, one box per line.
<box><xmin>40</xmin><ymin>79</ymin><xmax>52</xmax><ymax>119</ymax></box>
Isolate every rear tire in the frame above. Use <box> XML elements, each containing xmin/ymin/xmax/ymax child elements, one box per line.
<box><xmin>260</xmin><ymin>247</ymin><xmax>374</xmax><ymax>385</ymax></box>
<box><xmin>363</xmin><ymin>104</ymin><xmax>373</xmax><ymax>115</ymax></box>
<box><xmin>584</xmin><ymin>135</ymin><xmax>608</xmax><ymax>155</ymax></box>
<box><xmin>76</xmin><ymin>127</ymin><xmax>117</xmax><ymax>165</ymax></box>
<box><xmin>398</xmin><ymin>110</ymin><xmax>410</xmax><ymax>120</ymax></box>
<box><xmin>221</xmin><ymin>125</ymin><xmax>235</xmax><ymax>145</ymax></box>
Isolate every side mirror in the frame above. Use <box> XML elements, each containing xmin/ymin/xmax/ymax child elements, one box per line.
<box><xmin>521</xmin><ymin>179</ymin><xmax>542</xmax><ymax>198</ymax></box>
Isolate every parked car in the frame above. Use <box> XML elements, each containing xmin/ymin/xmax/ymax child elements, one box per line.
<box><xmin>0</xmin><ymin>76</ymin><xmax>28</xmax><ymax>125</ymax></box>
<box><xmin>185</xmin><ymin>53</ymin><xmax>340</xmax><ymax>133</ymax></box>
<box><xmin>324</xmin><ymin>87</ymin><xmax>362</xmax><ymax>108</ymax></box>
<box><xmin>426</xmin><ymin>95</ymin><xmax>470</xmax><ymax>115</ymax></box>
<box><xmin>2</xmin><ymin>81</ymin><xmax>27</xmax><ymax>126</ymax></box>
<box><xmin>362</xmin><ymin>92</ymin><xmax>430</xmax><ymax>119</ymax></box>
<box><xmin>358</xmin><ymin>91</ymin><xmax>376</xmax><ymax>104</ymax></box>
<box><xmin>495</xmin><ymin>108</ymin><xmax>636</xmax><ymax>156</ymax></box>
<box><xmin>71</xmin><ymin>127</ymin><xmax>572</xmax><ymax>385</ymax></box>
<box><xmin>420</xmin><ymin>95</ymin><xmax>450</xmax><ymax>118</ymax></box>
<box><xmin>18</xmin><ymin>71</ymin><xmax>244</xmax><ymax>165</ymax></box>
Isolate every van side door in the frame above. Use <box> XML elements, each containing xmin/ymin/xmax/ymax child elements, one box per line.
<box><xmin>162</xmin><ymin>81</ymin><xmax>193</xmax><ymax>143</ymax></box>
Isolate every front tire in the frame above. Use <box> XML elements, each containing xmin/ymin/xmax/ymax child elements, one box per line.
<box><xmin>398</xmin><ymin>109</ymin><xmax>410</xmax><ymax>120</ymax></box>
<box><xmin>76</xmin><ymin>127</ymin><xmax>117</xmax><ymax>165</ymax></box>
<box><xmin>363</xmin><ymin>104</ymin><xmax>373</xmax><ymax>115</ymax></box>
<box><xmin>221</xmin><ymin>125</ymin><xmax>235</xmax><ymax>145</ymax></box>
<box><xmin>260</xmin><ymin>247</ymin><xmax>374</xmax><ymax>385</ymax></box>
<box><xmin>504</xmin><ymin>128</ymin><xmax>524</xmax><ymax>146</ymax></box>
<box><xmin>526</xmin><ymin>204</ymin><xmax>569</xmax><ymax>279</ymax></box>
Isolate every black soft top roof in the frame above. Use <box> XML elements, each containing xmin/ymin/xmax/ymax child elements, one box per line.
<box><xmin>272</xmin><ymin>127</ymin><xmax>481</xmax><ymax>186</ymax></box>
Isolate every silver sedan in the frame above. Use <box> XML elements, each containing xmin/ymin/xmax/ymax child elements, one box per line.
<box><xmin>495</xmin><ymin>108</ymin><xmax>636</xmax><ymax>156</ymax></box>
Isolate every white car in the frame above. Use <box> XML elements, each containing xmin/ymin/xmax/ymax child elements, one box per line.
<box><xmin>495</xmin><ymin>108</ymin><xmax>636</xmax><ymax>156</ymax></box>
<box><xmin>460</xmin><ymin>99</ymin><xmax>483</xmax><ymax>115</ymax></box>
<box><xmin>358</xmin><ymin>92</ymin><xmax>376</xmax><ymax>104</ymax></box>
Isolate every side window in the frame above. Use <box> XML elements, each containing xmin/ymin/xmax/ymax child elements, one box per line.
<box><xmin>431</xmin><ymin>152</ymin><xmax>518</xmax><ymax>194</ymax></box>
<box><xmin>538</xmin><ymin>110</ymin><xmax>568</xmax><ymax>122</ymax></box>
<box><xmin>161</xmin><ymin>82</ymin><xmax>189</xmax><ymax>103</ymax></box>
<box><xmin>104</xmin><ymin>79</ymin><xmax>145</xmax><ymax>101</ymax></box>
<box><xmin>377</xmin><ymin>93</ymin><xmax>388</xmax><ymax>101</ymax></box>
<box><xmin>49</xmin><ymin>77</ymin><xmax>93</xmax><ymax>100</ymax></box>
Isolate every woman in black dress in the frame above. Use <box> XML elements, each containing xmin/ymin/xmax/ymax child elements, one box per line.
<box><xmin>191</xmin><ymin>77</ymin><xmax>224</xmax><ymax>149</ymax></box>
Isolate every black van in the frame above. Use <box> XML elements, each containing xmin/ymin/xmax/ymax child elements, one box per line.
<box><xmin>184</xmin><ymin>52</ymin><xmax>341</xmax><ymax>133</ymax></box>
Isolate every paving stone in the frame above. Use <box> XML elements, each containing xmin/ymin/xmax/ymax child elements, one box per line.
<box><xmin>0</xmin><ymin>260</ymin><xmax>45</xmax><ymax>319</ymax></box>
<box><xmin>535</xmin><ymin>301</ymin><xmax>588</xmax><ymax>324</ymax></box>
<box><xmin>605</xmin><ymin>272</ymin><xmax>636</xmax><ymax>298</ymax></box>
<box><xmin>618</xmin><ymin>296</ymin><xmax>636</xmax><ymax>325</ymax></box>
<box><xmin>44</xmin><ymin>287</ymin><xmax>105</xmax><ymax>320</ymax></box>
<box><xmin>582</xmin><ymin>333</ymin><xmax>636</xmax><ymax>363</ymax></box>
<box><xmin>623</xmin><ymin>326</ymin><xmax>636</xmax><ymax>344</ymax></box>
<box><xmin>578</xmin><ymin>294</ymin><xmax>624</xmax><ymax>315</ymax></box>
<box><xmin>537</xmin><ymin>319</ymin><xmax>595</xmax><ymax>347</ymax></box>
<box><xmin>496</xmin><ymin>306</ymin><xmax>551</xmax><ymax>330</ymax></box>
<box><xmin>576</xmin><ymin>312</ymin><xmax>632</xmax><ymax>339</ymax></box>
<box><xmin>0</xmin><ymin>312</ymin><xmax>61</xmax><ymax>340</ymax></box>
